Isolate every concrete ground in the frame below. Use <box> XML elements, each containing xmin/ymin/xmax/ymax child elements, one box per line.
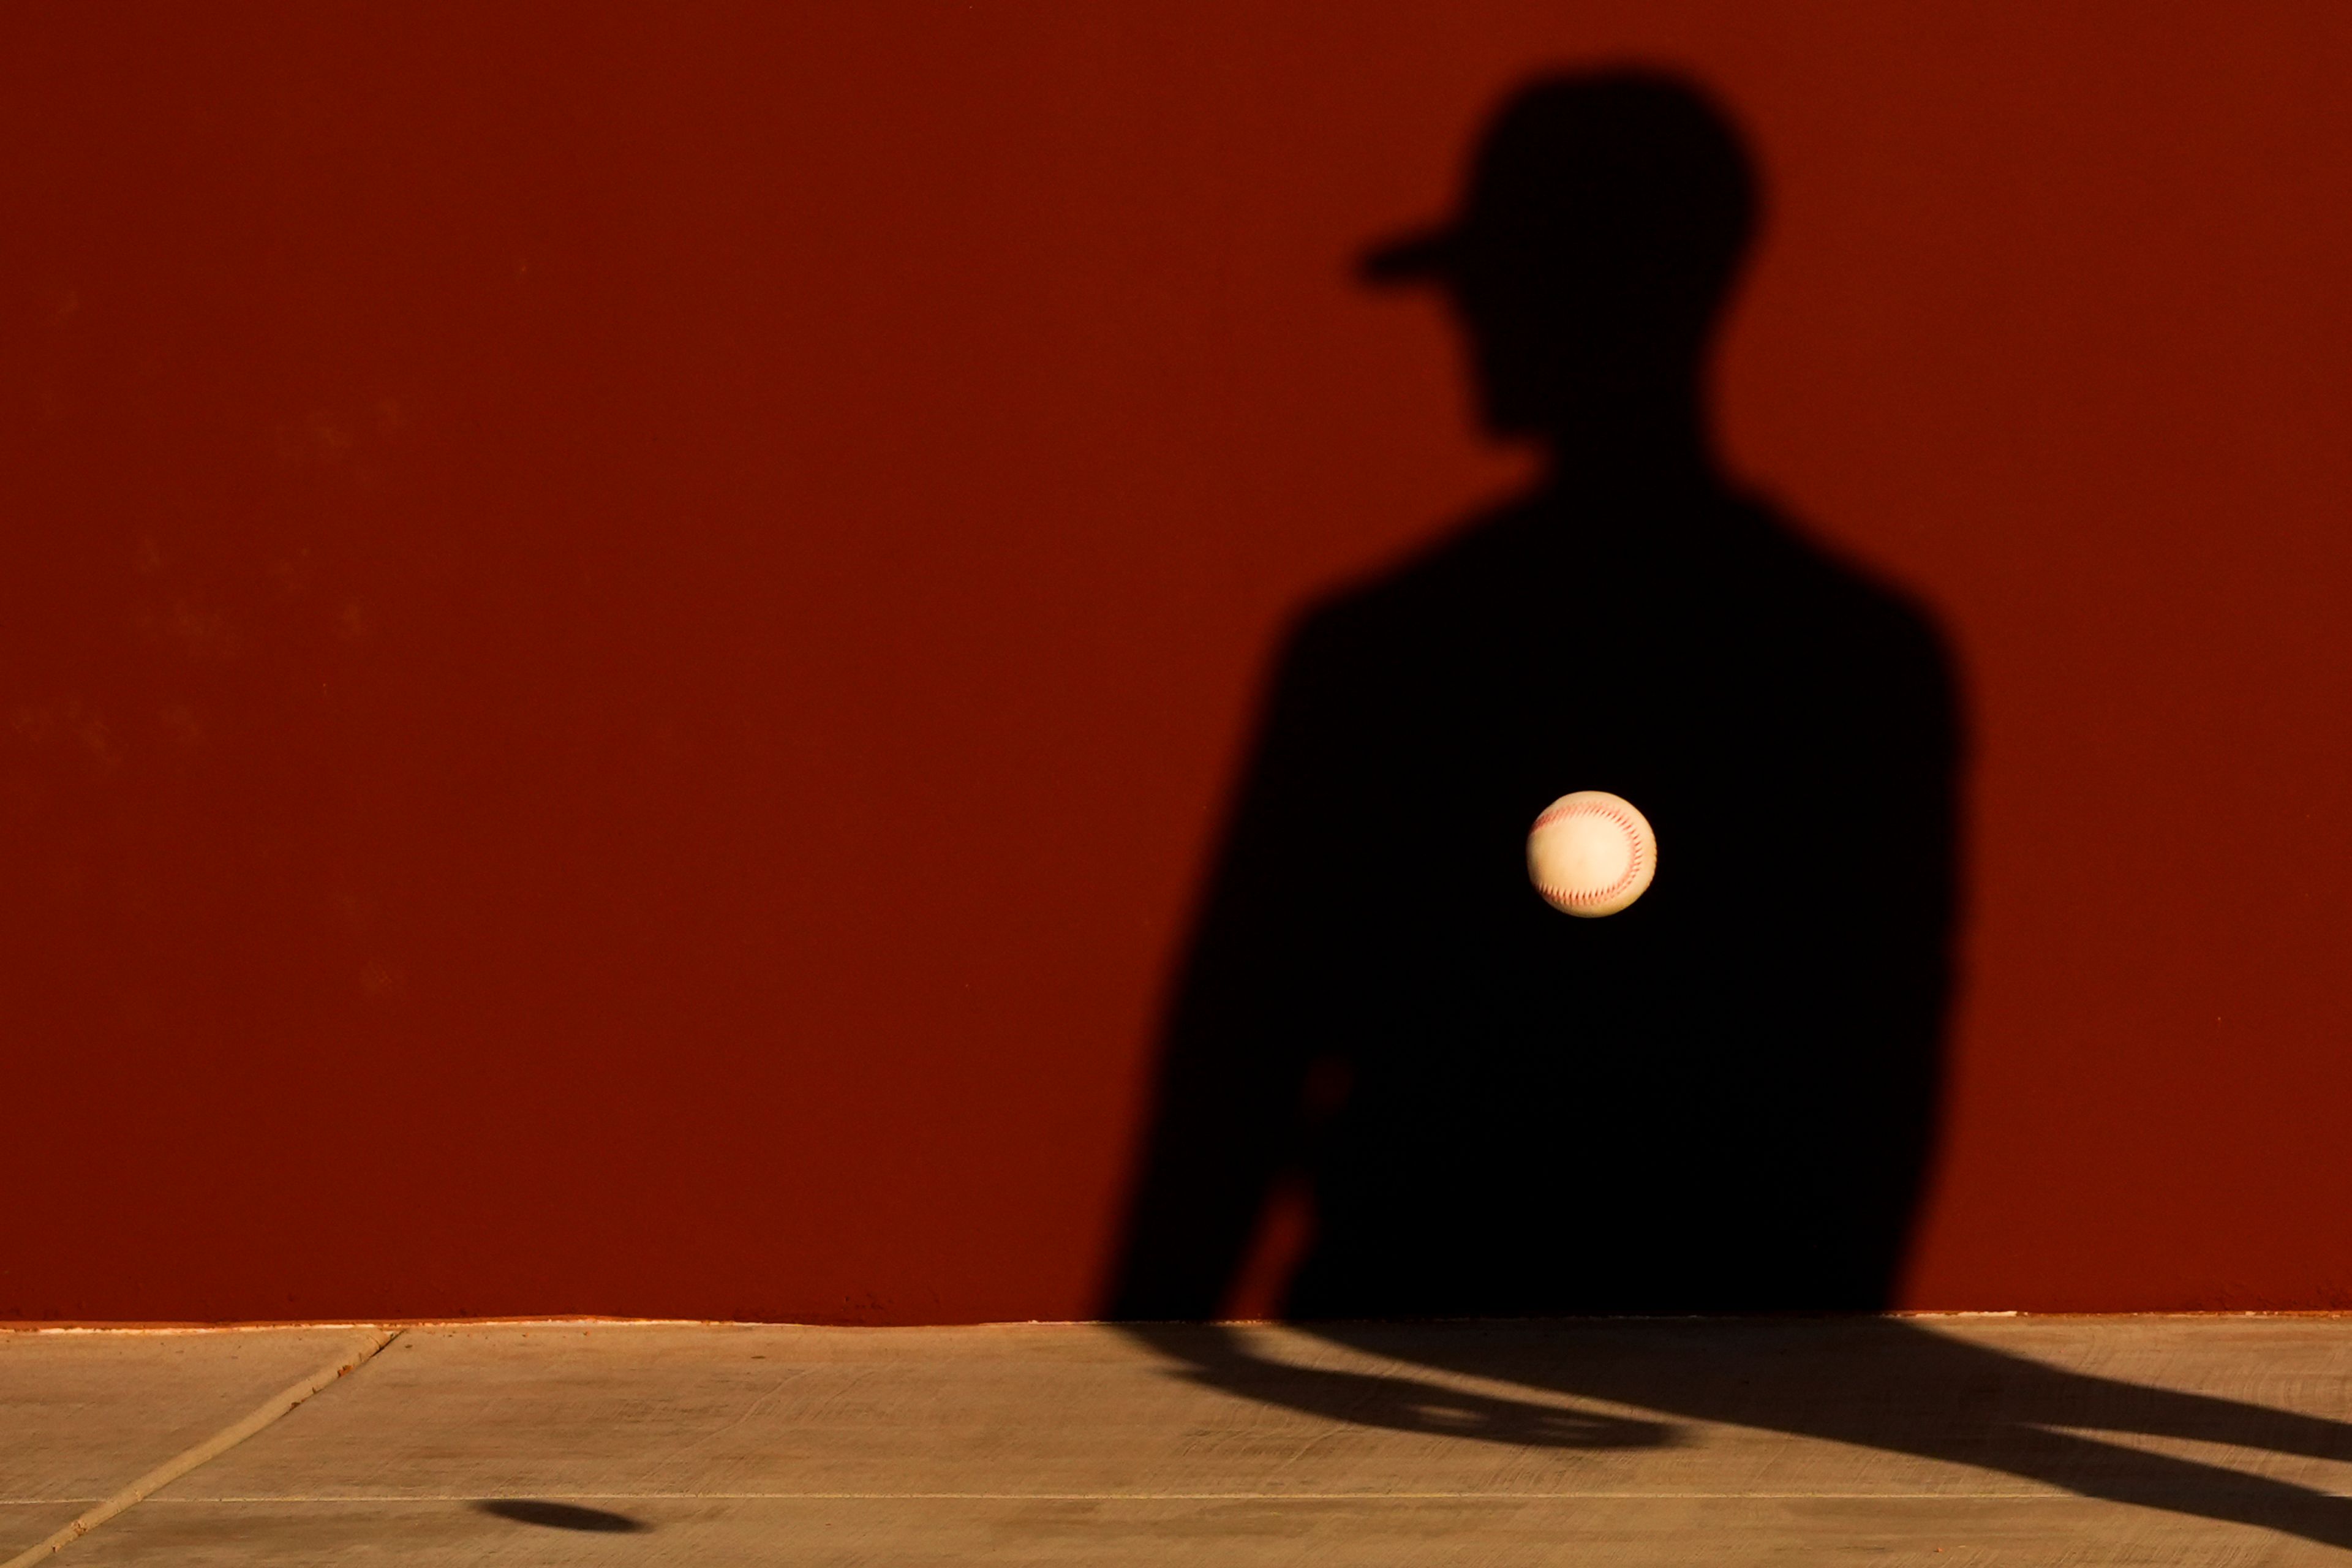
<box><xmin>8</xmin><ymin>1316</ymin><xmax>2352</xmax><ymax>1564</ymax></box>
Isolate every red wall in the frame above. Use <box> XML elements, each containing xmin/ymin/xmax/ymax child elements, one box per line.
<box><xmin>6</xmin><ymin>2</ymin><xmax>2351</xmax><ymax>1321</ymax></box>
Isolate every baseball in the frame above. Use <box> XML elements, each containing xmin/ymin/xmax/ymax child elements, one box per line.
<box><xmin>1527</xmin><ymin>791</ymin><xmax>1656</xmax><ymax>917</ymax></box>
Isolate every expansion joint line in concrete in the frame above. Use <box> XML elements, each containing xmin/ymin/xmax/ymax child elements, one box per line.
<box><xmin>2</xmin><ymin>1328</ymin><xmax>402</xmax><ymax>1567</ymax></box>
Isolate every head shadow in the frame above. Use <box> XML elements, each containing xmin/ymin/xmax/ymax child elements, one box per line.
<box><xmin>1104</xmin><ymin>67</ymin><xmax>1962</xmax><ymax>1322</ymax></box>
<box><xmin>1362</xmin><ymin>69</ymin><xmax>1755</xmax><ymax>469</ymax></box>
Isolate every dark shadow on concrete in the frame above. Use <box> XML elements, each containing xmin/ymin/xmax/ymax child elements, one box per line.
<box><xmin>1107</xmin><ymin>69</ymin><xmax>1961</xmax><ymax>1321</ymax></box>
<box><xmin>1126</xmin><ymin>1321</ymin><xmax>1678</xmax><ymax>1450</ymax></box>
<box><xmin>476</xmin><ymin>1498</ymin><xmax>650</xmax><ymax>1532</ymax></box>
<box><xmin>1125</xmin><ymin>1320</ymin><xmax>2352</xmax><ymax>1553</ymax></box>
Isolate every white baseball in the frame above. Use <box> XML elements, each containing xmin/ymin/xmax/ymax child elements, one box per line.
<box><xmin>1527</xmin><ymin>790</ymin><xmax>1657</xmax><ymax>918</ymax></box>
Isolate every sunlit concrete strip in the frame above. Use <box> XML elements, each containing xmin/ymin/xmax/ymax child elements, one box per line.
<box><xmin>32</xmin><ymin>1318</ymin><xmax>2352</xmax><ymax>1563</ymax></box>
<box><xmin>0</xmin><ymin>1329</ymin><xmax>398</xmax><ymax>1567</ymax></box>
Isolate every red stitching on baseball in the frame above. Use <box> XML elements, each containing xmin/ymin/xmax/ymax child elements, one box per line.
<box><xmin>1534</xmin><ymin>802</ymin><xmax>1645</xmax><ymax>905</ymax></box>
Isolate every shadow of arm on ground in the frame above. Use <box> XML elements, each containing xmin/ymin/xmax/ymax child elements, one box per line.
<box><xmin>1291</xmin><ymin>1318</ymin><xmax>2352</xmax><ymax>1551</ymax></box>
<box><xmin>1120</xmin><ymin>1323</ymin><xmax>1677</xmax><ymax>1451</ymax></box>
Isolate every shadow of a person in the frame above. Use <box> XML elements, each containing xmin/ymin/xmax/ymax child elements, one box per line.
<box><xmin>1107</xmin><ymin>70</ymin><xmax>1961</xmax><ymax>1321</ymax></box>
<box><xmin>1125</xmin><ymin>1319</ymin><xmax>2352</xmax><ymax>1551</ymax></box>
<box><xmin>1095</xmin><ymin>65</ymin><xmax>2352</xmax><ymax>1554</ymax></box>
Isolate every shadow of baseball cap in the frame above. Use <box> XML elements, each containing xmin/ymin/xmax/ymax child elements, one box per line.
<box><xmin>1360</xmin><ymin>69</ymin><xmax>1757</xmax><ymax>301</ymax></box>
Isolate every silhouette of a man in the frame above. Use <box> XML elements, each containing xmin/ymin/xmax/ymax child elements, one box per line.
<box><xmin>1110</xmin><ymin>72</ymin><xmax>1962</xmax><ymax>1320</ymax></box>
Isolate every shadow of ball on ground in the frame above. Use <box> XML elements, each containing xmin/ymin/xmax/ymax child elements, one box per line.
<box><xmin>476</xmin><ymin>1498</ymin><xmax>650</xmax><ymax>1532</ymax></box>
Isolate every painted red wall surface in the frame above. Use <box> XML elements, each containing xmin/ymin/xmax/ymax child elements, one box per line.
<box><xmin>6</xmin><ymin>4</ymin><xmax>2350</xmax><ymax>1321</ymax></box>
